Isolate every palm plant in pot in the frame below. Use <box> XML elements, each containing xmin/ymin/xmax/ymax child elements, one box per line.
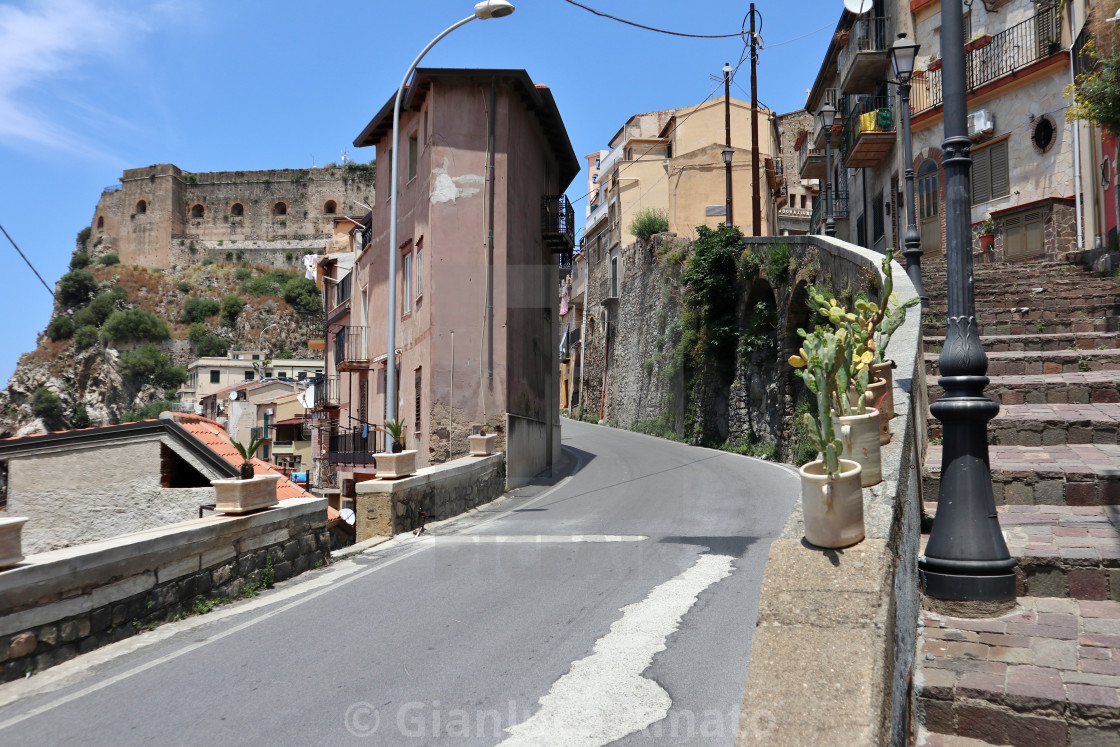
<box><xmin>789</xmin><ymin>325</ymin><xmax>865</xmax><ymax>548</ymax></box>
<box><xmin>374</xmin><ymin>418</ymin><xmax>417</xmax><ymax>479</ymax></box>
<box><xmin>212</xmin><ymin>435</ymin><xmax>279</xmax><ymax>513</ymax></box>
<box><xmin>379</xmin><ymin>418</ymin><xmax>406</xmax><ymax>454</ymax></box>
<box><xmin>231</xmin><ymin>436</ymin><xmax>265</xmax><ymax>479</ymax></box>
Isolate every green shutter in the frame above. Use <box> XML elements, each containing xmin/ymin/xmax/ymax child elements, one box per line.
<box><xmin>990</xmin><ymin>140</ymin><xmax>1010</xmax><ymax>200</ymax></box>
<box><xmin>971</xmin><ymin>146</ymin><xmax>991</xmax><ymax>205</ymax></box>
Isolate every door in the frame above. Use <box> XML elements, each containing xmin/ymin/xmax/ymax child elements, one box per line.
<box><xmin>917</xmin><ymin>160</ymin><xmax>942</xmax><ymax>255</ymax></box>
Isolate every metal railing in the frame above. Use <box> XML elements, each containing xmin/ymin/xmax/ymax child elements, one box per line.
<box><xmin>542</xmin><ymin>195</ymin><xmax>576</xmax><ymax>252</ymax></box>
<box><xmin>334</xmin><ymin>271</ymin><xmax>352</xmax><ymax>308</ymax></box>
<box><xmin>311</xmin><ymin>374</ymin><xmax>340</xmax><ymax>409</ymax></box>
<box><xmin>810</xmin><ymin>188</ymin><xmax>851</xmax><ymax>233</ymax></box>
<box><xmin>329</xmin><ymin>427</ymin><xmax>385</xmax><ymax>465</ymax></box>
<box><xmin>332</xmin><ymin>326</ymin><xmax>368</xmax><ymax>368</ymax></box>
<box><xmin>250</xmin><ymin>426</ymin><xmax>271</xmax><ymax>442</ymax></box>
<box><xmin>911</xmin><ymin>11</ymin><xmax>1063</xmax><ymax>114</ymax></box>
<box><xmin>838</xmin><ymin>17</ymin><xmax>889</xmax><ymax>83</ymax></box>
<box><xmin>797</xmin><ymin>142</ymin><xmax>824</xmax><ymax>175</ymax></box>
<box><xmin>840</xmin><ymin>96</ymin><xmax>895</xmax><ymax>162</ymax></box>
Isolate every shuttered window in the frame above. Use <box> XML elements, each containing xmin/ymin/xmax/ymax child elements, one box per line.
<box><xmin>971</xmin><ymin>139</ymin><xmax>1009</xmax><ymax>205</ymax></box>
<box><xmin>1004</xmin><ymin>209</ymin><xmax>1046</xmax><ymax>259</ymax></box>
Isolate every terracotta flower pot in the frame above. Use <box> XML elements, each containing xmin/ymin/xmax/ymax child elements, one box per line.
<box><xmin>836</xmin><ymin>409</ymin><xmax>882</xmax><ymax>487</ymax></box>
<box><xmin>0</xmin><ymin>517</ymin><xmax>29</xmax><ymax>569</ymax></box>
<box><xmin>799</xmin><ymin>459</ymin><xmax>864</xmax><ymax>549</ymax></box>
<box><xmin>871</xmin><ymin>361</ymin><xmax>896</xmax><ymax>419</ymax></box>
<box><xmin>375</xmin><ymin>449</ymin><xmax>417</xmax><ymax>479</ymax></box>
<box><xmin>979</xmin><ymin>233</ymin><xmax>995</xmax><ymax>252</ymax></box>
<box><xmin>210</xmin><ymin>474</ymin><xmax>280</xmax><ymax>514</ymax></box>
<box><xmin>468</xmin><ymin>433</ymin><xmax>499</xmax><ymax>456</ymax></box>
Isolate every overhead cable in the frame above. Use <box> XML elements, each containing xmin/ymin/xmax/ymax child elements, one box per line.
<box><xmin>561</xmin><ymin>0</ymin><xmax>745</xmax><ymax>38</ymax></box>
<box><xmin>0</xmin><ymin>221</ymin><xmax>55</xmax><ymax>298</ymax></box>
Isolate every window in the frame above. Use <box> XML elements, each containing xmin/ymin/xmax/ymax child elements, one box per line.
<box><xmin>402</xmin><ymin>252</ymin><xmax>412</xmax><ymax>314</ymax></box>
<box><xmin>96</xmin><ymin>216</ymin><xmax>104</xmax><ymax>229</ymax></box>
<box><xmin>231</xmin><ymin>202</ymin><xmax>244</xmax><ymax>217</ymax></box>
<box><xmin>971</xmin><ymin>139</ymin><xmax>1009</xmax><ymax>206</ymax></box>
<box><xmin>191</xmin><ymin>204</ymin><xmax>205</xmax><ymax>218</ymax></box>
<box><xmin>917</xmin><ymin>160</ymin><xmax>939</xmax><ymax>219</ymax></box>
<box><xmin>610</xmin><ymin>249</ymin><xmax>619</xmax><ymax>297</ymax></box>
<box><xmin>135</xmin><ymin>200</ymin><xmax>147</xmax><ymax>214</ymax></box>
<box><xmin>415</xmin><ymin>368</ymin><xmax>422</xmax><ymax>433</ymax></box>
<box><xmin>324</xmin><ymin>200</ymin><xmax>337</xmax><ymax>214</ymax></box>
<box><xmin>252</xmin><ymin>354</ymin><xmax>260</xmax><ymax>361</ymax></box>
<box><xmin>245</xmin><ymin>370</ymin><xmax>255</xmax><ymax>380</ymax></box>
<box><xmin>272</xmin><ymin>202</ymin><xmax>288</xmax><ymax>216</ymax></box>
<box><xmin>592</xmin><ymin>174</ymin><xmax>598</xmax><ymax>184</ymax></box>
<box><xmin>1032</xmin><ymin>116</ymin><xmax>1056</xmax><ymax>154</ymax></box>
<box><xmin>210</xmin><ymin>370</ymin><xmax>221</xmax><ymax>384</ymax></box>
<box><xmin>408</xmin><ymin>133</ymin><xmax>418</xmax><ymax>181</ymax></box>
<box><xmin>277</xmin><ymin>371</ymin><xmax>288</xmax><ymax>379</ymax></box>
<box><xmin>261</xmin><ymin>444</ymin><xmax>270</xmax><ymax>460</ymax></box>
<box><xmin>415</xmin><ymin>247</ymin><xmax>423</xmax><ymax>298</ymax></box>
<box><xmin>297</xmin><ymin>371</ymin><xmax>307</xmax><ymax>381</ymax></box>
<box><xmin>872</xmin><ymin>191</ymin><xmax>885</xmax><ymax>243</ymax></box>
<box><xmin>359</xmin><ymin>379</ymin><xmax>368</xmax><ymax>424</ymax></box>
<box><xmin>595</xmin><ymin>157</ymin><xmax>600</xmax><ymax>169</ymax></box>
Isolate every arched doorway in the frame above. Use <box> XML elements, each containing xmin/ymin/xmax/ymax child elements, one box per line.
<box><xmin>917</xmin><ymin>159</ymin><xmax>941</xmax><ymax>255</ymax></box>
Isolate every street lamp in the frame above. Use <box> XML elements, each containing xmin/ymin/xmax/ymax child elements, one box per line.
<box><xmin>255</xmin><ymin>323</ymin><xmax>279</xmax><ymax>379</ymax></box>
<box><xmin>722</xmin><ymin>145</ymin><xmax>734</xmax><ymax>226</ymax></box>
<box><xmin>819</xmin><ymin>103</ymin><xmax>836</xmax><ymax>238</ymax></box>
<box><xmin>890</xmin><ymin>32</ymin><xmax>929</xmax><ymax>307</ymax></box>
<box><xmin>918</xmin><ymin>0</ymin><xmax>1016</xmax><ymax>604</ymax></box>
<box><xmin>384</xmin><ymin>0</ymin><xmax>514</xmax><ymax>424</ymax></box>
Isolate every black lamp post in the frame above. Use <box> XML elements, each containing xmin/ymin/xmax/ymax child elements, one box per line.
<box><xmin>722</xmin><ymin>145</ymin><xmax>734</xmax><ymax>227</ymax></box>
<box><xmin>890</xmin><ymin>32</ymin><xmax>930</xmax><ymax>307</ymax></box>
<box><xmin>819</xmin><ymin>103</ymin><xmax>837</xmax><ymax>238</ymax></box>
<box><xmin>918</xmin><ymin>0</ymin><xmax>1016</xmax><ymax>603</ymax></box>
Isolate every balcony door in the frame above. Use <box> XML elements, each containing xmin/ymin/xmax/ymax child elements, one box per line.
<box><xmin>917</xmin><ymin>159</ymin><xmax>942</xmax><ymax>256</ymax></box>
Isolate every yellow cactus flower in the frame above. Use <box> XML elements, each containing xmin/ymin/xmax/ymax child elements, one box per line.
<box><xmin>788</xmin><ymin>354</ymin><xmax>807</xmax><ymax>368</ymax></box>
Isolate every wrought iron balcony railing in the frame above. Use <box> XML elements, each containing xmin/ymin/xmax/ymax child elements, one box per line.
<box><xmin>542</xmin><ymin>195</ymin><xmax>576</xmax><ymax>255</ymax></box>
<box><xmin>911</xmin><ymin>11</ymin><xmax>1063</xmax><ymax>115</ymax></box>
<box><xmin>840</xmin><ymin>96</ymin><xmax>895</xmax><ymax>167</ymax></box>
<box><xmin>333</xmin><ymin>271</ymin><xmax>351</xmax><ymax>308</ymax></box>
<box><xmin>250</xmin><ymin>426</ymin><xmax>271</xmax><ymax>443</ymax></box>
<box><xmin>328</xmin><ymin>427</ymin><xmax>384</xmax><ymax>466</ymax></box>
<box><xmin>838</xmin><ymin>16</ymin><xmax>890</xmax><ymax>93</ymax></box>
<box><xmin>809</xmin><ymin>188</ymin><xmax>851</xmax><ymax>234</ymax></box>
<box><xmin>331</xmin><ymin>326</ymin><xmax>369</xmax><ymax>371</ymax></box>
<box><xmin>311</xmin><ymin>374</ymin><xmax>340</xmax><ymax>409</ymax></box>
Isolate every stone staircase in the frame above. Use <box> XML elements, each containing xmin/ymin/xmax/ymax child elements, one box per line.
<box><xmin>914</xmin><ymin>256</ymin><xmax>1120</xmax><ymax>746</ymax></box>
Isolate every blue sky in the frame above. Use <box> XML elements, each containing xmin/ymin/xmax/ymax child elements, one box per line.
<box><xmin>0</xmin><ymin>0</ymin><xmax>838</xmax><ymax>384</ymax></box>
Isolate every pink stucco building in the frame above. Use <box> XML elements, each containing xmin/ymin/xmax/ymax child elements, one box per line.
<box><xmin>316</xmin><ymin>68</ymin><xmax>577</xmax><ymax>492</ymax></box>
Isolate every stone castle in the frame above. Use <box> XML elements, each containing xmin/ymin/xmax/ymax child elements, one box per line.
<box><xmin>88</xmin><ymin>163</ymin><xmax>376</xmax><ymax>268</ymax></box>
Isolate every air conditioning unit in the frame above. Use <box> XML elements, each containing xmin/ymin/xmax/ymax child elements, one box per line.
<box><xmin>967</xmin><ymin>110</ymin><xmax>995</xmax><ymax>140</ymax></box>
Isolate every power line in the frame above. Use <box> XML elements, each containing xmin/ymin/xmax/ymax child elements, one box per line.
<box><xmin>0</xmin><ymin>221</ymin><xmax>55</xmax><ymax>298</ymax></box>
<box><xmin>561</xmin><ymin>0</ymin><xmax>745</xmax><ymax>39</ymax></box>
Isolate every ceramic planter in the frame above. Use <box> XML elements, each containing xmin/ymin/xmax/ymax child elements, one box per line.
<box><xmin>468</xmin><ymin>433</ymin><xmax>499</xmax><ymax>456</ymax></box>
<box><xmin>870</xmin><ymin>361</ymin><xmax>896</xmax><ymax>419</ymax></box>
<box><xmin>375</xmin><ymin>449</ymin><xmax>417</xmax><ymax>479</ymax></box>
<box><xmin>836</xmin><ymin>409</ymin><xmax>882</xmax><ymax>487</ymax></box>
<box><xmin>799</xmin><ymin>459</ymin><xmax>864</xmax><ymax>549</ymax></box>
<box><xmin>0</xmin><ymin>517</ymin><xmax>29</xmax><ymax>569</ymax></box>
<box><xmin>210</xmin><ymin>475</ymin><xmax>280</xmax><ymax>514</ymax></box>
<box><xmin>850</xmin><ymin>377</ymin><xmax>891</xmax><ymax>444</ymax></box>
<box><xmin>979</xmin><ymin>233</ymin><xmax>995</xmax><ymax>252</ymax></box>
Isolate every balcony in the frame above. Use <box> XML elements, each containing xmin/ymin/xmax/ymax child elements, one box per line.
<box><xmin>307</xmin><ymin>320</ymin><xmax>326</xmax><ymax>352</ymax></box>
<box><xmin>812</xmin><ymin>89</ymin><xmax>843</xmax><ymax>149</ymax></box>
<box><xmin>841</xmin><ymin>96</ymin><xmax>895</xmax><ymax>169</ymax></box>
<box><xmin>542</xmin><ymin>195</ymin><xmax>576</xmax><ymax>257</ymax></box>
<box><xmin>809</xmin><ymin>188</ymin><xmax>851</xmax><ymax>234</ymax></box>
<box><xmin>311</xmin><ymin>374</ymin><xmax>340</xmax><ymax>410</ymax></box>
<box><xmin>911</xmin><ymin>11</ymin><xmax>1063</xmax><ymax>115</ymax></box>
<box><xmin>798</xmin><ymin>143</ymin><xmax>827</xmax><ymax>180</ymax></box>
<box><xmin>333</xmin><ymin>271</ymin><xmax>352</xmax><ymax>309</ymax></box>
<box><xmin>250</xmin><ymin>426</ymin><xmax>271</xmax><ymax>443</ymax></box>
<box><xmin>331</xmin><ymin>325</ymin><xmax>369</xmax><ymax>371</ymax></box>
<box><xmin>838</xmin><ymin>17</ymin><xmax>891</xmax><ymax>95</ymax></box>
<box><xmin>328</xmin><ymin>427</ymin><xmax>385</xmax><ymax>466</ymax></box>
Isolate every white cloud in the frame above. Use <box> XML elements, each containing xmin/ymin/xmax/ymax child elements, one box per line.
<box><xmin>0</xmin><ymin>0</ymin><xmax>151</xmax><ymax>158</ymax></box>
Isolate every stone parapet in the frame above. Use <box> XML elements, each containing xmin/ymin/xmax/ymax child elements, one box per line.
<box><xmin>354</xmin><ymin>453</ymin><xmax>505</xmax><ymax>539</ymax></box>
<box><xmin>0</xmin><ymin>497</ymin><xmax>328</xmax><ymax>682</ymax></box>
<box><xmin>736</xmin><ymin>235</ymin><xmax>923</xmax><ymax>745</ymax></box>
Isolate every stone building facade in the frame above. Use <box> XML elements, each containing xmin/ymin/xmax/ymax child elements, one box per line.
<box><xmin>772</xmin><ymin>109</ymin><xmax>817</xmax><ymax>235</ymax></box>
<box><xmin>89</xmin><ymin>163</ymin><xmax>376</xmax><ymax>269</ymax></box>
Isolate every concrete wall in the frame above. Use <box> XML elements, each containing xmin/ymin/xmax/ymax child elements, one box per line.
<box><xmin>354</xmin><ymin>453</ymin><xmax>505</xmax><ymax>539</ymax></box>
<box><xmin>6</xmin><ymin>438</ymin><xmax>224</xmax><ymax>554</ymax></box>
<box><xmin>505</xmin><ymin>414</ymin><xmax>551</xmax><ymax>490</ymax></box>
<box><xmin>735</xmin><ymin>235</ymin><xmax>922</xmax><ymax>746</ymax></box>
<box><xmin>0</xmin><ymin>497</ymin><xmax>328</xmax><ymax>682</ymax></box>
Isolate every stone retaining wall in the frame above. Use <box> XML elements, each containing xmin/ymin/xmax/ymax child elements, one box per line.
<box><xmin>736</xmin><ymin>236</ymin><xmax>924</xmax><ymax>746</ymax></box>
<box><xmin>355</xmin><ymin>454</ymin><xmax>506</xmax><ymax>539</ymax></box>
<box><xmin>0</xmin><ymin>497</ymin><xmax>327</xmax><ymax>683</ymax></box>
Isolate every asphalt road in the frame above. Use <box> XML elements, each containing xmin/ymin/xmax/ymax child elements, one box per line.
<box><xmin>0</xmin><ymin>418</ymin><xmax>797</xmax><ymax>746</ymax></box>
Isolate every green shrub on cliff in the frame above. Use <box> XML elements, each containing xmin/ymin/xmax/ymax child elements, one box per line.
<box><xmin>101</xmin><ymin>309</ymin><xmax>170</xmax><ymax>343</ymax></box>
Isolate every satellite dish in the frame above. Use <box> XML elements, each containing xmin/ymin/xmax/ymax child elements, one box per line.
<box><xmin>229</xmin><ymin>391</ymin><xmax>239</xmax><ymax>401</ymax></box>
<box><xmin>843</xmin><ymin>0</ymin><xmax>873</xmax><ymax>14</ymax></box>
<box><xmin>339</xmin><ymin>508</ymin><xmax>356</xmax><ymax>525</ymax></box>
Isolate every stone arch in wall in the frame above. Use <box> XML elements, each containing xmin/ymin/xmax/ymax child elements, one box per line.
<box><xmin>230</xmin><ymin>202</ymin><xmax>245</xmax><ymax>217</ymax></box>
<box><xmin>323</xmin><ymin>200</ymin><xmax>337</xmax><ymax>215</ymax></box>
<box><xmin>914</xmin><ymin>147</ymin><xmax>945</xmax><ymax>256</ymax></box>
<box><xmin>272</xmin><ymin>202</ymin><xmax>288</xmax><ymax>216</ymax></box>
<box><xmin>96</xmin><ymin>216</ymin><xmax>104</xmax><ymax>229</ymax></box>
<box><xmin>135</xmin><ymin>199</ymin><xmax>147</xmax><ymax>214</ymax></box>
<box><xmin>190</xmin><ymin>203</ymin><xmax>205</xmax><ymax>219</ymax></box>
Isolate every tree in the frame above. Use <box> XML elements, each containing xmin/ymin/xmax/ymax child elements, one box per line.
<box><xmin>70</xmin><ymin>252</ymin><xmax>91</xmax><ymax>270</ymax></box>
<box><xmin>189</xmin><ymin>323</ymin><xmax>230</xmax><ymax>357</ymax></box>
<box><xmin>101</xmin><ymin>309</ymin><xmax>170</xmax><ymax>343</ymax></box>
<box><xmin>96</xmin><ymin>253</ymin><xmax>119</xmax><ymax>266</ymax></box>
<box><xmin>221</xmin><ymin>294</ymin><xmax>244</xmax><ymax>326</ymax></box>
<box><xmin>74</xmin><ymin>287</ymin><xmax>128</xmax><ymax>328</ymax></box>
<box><xmin>31</xmin><ymin>387</ymin><xmax>65</xmax><ymax>431</ymax></box>
<box><xmin>73</xmin><ymin>325</ymin><xmax>100</xmax><ymax>351</ymax></box>
<box><xmin>118</xmin><ymin>344</ymin><xmax>187</xmax><ymax>388</ymax></box>
<box><xmin>46</xmin><ymin>315</ymin><xmax>76</xmax><ymax>341</ymax></box>
<box><xmin>282</xmin><ymin>276</ymin><xmax>322</xmax><ymax>315</ymax></box>
<box><xmin>1068</xmin><ymin>36</ymin><xmax>1120</xmax><ymax>134</ymax></box>
<box><xmin>120</xmin><ymin>400</ymin><xmax>178</xmax><ymax>423</ymax></box>
<box><xmin>181</xmin><ymin>297</ymin><xmax>221</xmax><ymax>324</ymax></box>
<box><xmin>56</xmin><ymin>269</ymin><xmax>99</xmax><ymax>308</ymax></box>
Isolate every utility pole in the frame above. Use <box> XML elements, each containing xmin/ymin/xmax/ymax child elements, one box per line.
<box><xmin>749</xmin><ymin>3</ymin><xmax>762</xmax><ymax>236</ymax></box>
<box><xmin>723</xmin><ymin>62</ymin><xmax>733</xmax><ymax>227</ymax></box>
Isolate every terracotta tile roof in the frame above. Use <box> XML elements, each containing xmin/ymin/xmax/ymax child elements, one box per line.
<box><xmin>0</xmin><ymin>418</ymin><xmax>161</xmax><ymax>441</ymax></box>
<box><xmin>166</xmin><ymin>412</ymin><xmax>331</xmax><ymax>514</ymax></box>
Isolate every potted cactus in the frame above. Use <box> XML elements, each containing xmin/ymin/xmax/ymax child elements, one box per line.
<box><xmin>789</xmin><ymin>326</ymin><xmax>865</xmax><ymax>548</ymax></box>
<box><xmin>857</xmin><ymin>249</ymin><xmax>919</xmax><ymax>435</ymax></box>
<box><xmin>210</xmin><ymin>436</ymin><xmax>279</xmax><ymax>514</ymax></box>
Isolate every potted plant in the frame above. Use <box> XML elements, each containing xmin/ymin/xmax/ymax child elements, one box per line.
<box><xmin>978</xmin><ymin>217</ymin><xmax>996</xmax><ymax>252</ymax></box>
<box><xmin>790</xmin><ymin>326</ymin><xmax>866</xmax><ymax>548</ymax></box>
<box><xmin>0</xmin><ymin>516</ymin><xmax>29</xmax><ymax>569</ymax></box>
<box><xmin>966</xmin><ymin>33</ymin><xmax>993</xmax><ymax>52</ymax></box>
<box><xmin>211</xmin><ymin>436</ymin><xmax>280</xmax><ymax>513</ymax></box>
<box><xmin>858</xmin><ymin>248</ymin><xmax>919</xmax><ymax>437</ymax></box>
<box><xmin>374</xmin><ymin>418</ymin><xmax>417</xmax><ymax>479</ymax></box>
<box><xmin>928</xmin><ymin>57</ymin><xmax>942</xmax><ymax>71</ymax></box>
<box><xmin>468</xmin><ymin>424</ymin><xmax>499</xmax><ymax>456</ymax></box>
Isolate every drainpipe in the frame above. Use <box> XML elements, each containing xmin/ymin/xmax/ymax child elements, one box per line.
<box><xmin>1068</xmin><ymin>0</ymin><xmax>1084</xmax><ymax>250</ymax></box>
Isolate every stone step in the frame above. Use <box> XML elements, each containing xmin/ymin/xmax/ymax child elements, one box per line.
<box><xmin>927</xmin><ymin>370</ymin><xmax>1120</xmax><ymax>406</ymax></box>
<box><xmin>923</xmin><ymin>332</ymin><xmax>1120</xmax><ymax>353</ymax></box>
<box><xmin>923</xmin><ymin>443</ymin><xmax>1120</xmax><ymax>506</ymax></box>
<box><xmin>926</xmin><ymin>403</ymin><xmax>1120</xmax><ymax>447</ymax></box>
<box><xmin>1001</xmin><ymin>505</ymin><xmax>1120</xmax><ymax>600</ymax></box>
<box><xmin>923</xmin><ymin>283</ymin><xmax>1120</xmax><ymax>303</ymax></box>
<box><xmin>924</xmin><ymin>349</ymin><xmax>1120</xmax><ymax>378</ymax></box>
<box><xmin>915</xmin><ymin>597</ymin><xmax>1120</xmax><ymax>745</ymax></box>
<box><xmin>922</xmin><ymin>317</ymin><xmax>1119</xmax><ymax>340</ymax></box>
<box><xmin>921</xmin><ymin>300</ymin><xmax>1120</xmax><ymax>325</ymax></box>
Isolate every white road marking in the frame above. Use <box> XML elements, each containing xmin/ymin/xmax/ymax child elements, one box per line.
<box><xmin>419</xmin><ymin>535</ymin><xmax>648</xmax><ymax>545</ymax></box>
<box><xmin>501</xmin><ymin>553</ymin><xmax>735</xmax><ymax>746</ymax></box>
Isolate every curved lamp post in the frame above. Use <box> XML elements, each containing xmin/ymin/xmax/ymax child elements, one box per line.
<box><xmin>819</xmin><ymin>103</ymin><xmax>836</xmax><ymax>238</ymax></box>
<box><xmin>889</xmin><ymin>32</ymin><xmax>929</xmax><ymax>307</ymax></box>
<box><xmin>385</xmin><ymin>0</ymin><xmax>515</xmax><ymax>423</ymax></box>
<box><xmin>918</xmin><ymin>0</ymin><xmax>1015</xmax><ymax>603</ymax></box>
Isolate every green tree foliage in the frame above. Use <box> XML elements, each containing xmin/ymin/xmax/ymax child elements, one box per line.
<box><xmin>96</xmin><ymin>253</ymin><xmax>119</xmax><ymax>266</ymax></box>
<box><xmin>71</xmin><ymin>404</ymin><xmax>90</xmax><ymax>429</ymax></box>
<box><xmin>120</xmin><ymin>400</ymin><xmax>178</xmax><ymax>423</ymax></box>
<box><xmin>74</xmin><ymin>287</ymin><xmax>128</xmax><ymax>328</ymax></box>
<box><xmin>46</xmin><ymin>315</ymin><xmax>76</xmax><ymax>341</ymax></box>
<box><xmin>629</xmin><ymin>208</ymin><xmax>670</xmax><ymax>242</ymax></box>
<box><xmin>56</xmin><ymin>269</ymin><xmax>99</xmax><ymax>308</ymax></box>
<box><xmin>1068</xmin><ymin>39</ymin><xmax>1120</xmax><ymax>133</ymax></box>
<box><xmin>221</xmin><ymin>294</ymin><xmax>244</xmax><ymax>326</ymax></box>
<box><xmin>189</xmin><ymin>322</ymin><xmax>230</xmax><ymax>356</ymax></box>
<box><xmin>181</xmin><ymin>297</ymin><xmax>221</xmax><ymax>324</ymax></box>
<box><xmin>118</xmin><ymin>344</ymin><xmax>187</xmax><ymax>388</ymax></box>
<box><xmin>176</xmin><ymin>281</ymin><xmax>191</xmax><ymax>293</ymax></box>
<box><xmin>70</xmin><ymin>252</ymin><xmax>91</xmax><ymax>270</ymax></box>
<box><xmin>73</xmin><ymin>325</ymin><xmax>100</xmax><ymax>351</ymax></box>
<box><xmin>234</xmin><ymin>267</ymin><xmax>253</xmax><ymax>281</ymax></box>
<box><xmin>281</xmin><ymin>276</ymin><xmax>322</xmax><ymax>315</ymax></box>
<box><xmin>101</xmin><ymin>309</ymin><xmax>171</xmax><ymax>343</ymax></box>
<box><xmin>76</xmin><ymin>226</ymin><xmax>92</xmax><ymax>249</ymax></box>
<box><xmin>31</xmin><ymin>387</ymin><xmax>65</xmax><ymax>430</ymax></box>
<box><xmin>679</xmin><ymin>224</ymin><xmax>745</xmax><ymax>384</ymax></box>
